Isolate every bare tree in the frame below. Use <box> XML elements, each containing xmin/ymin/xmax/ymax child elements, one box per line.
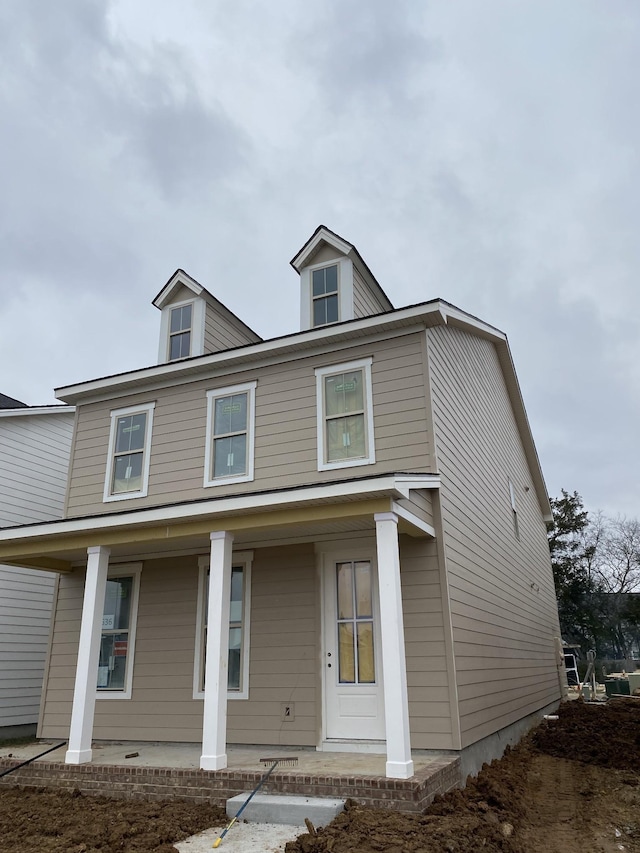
<box><xmin>594</xmin><ymin>516</ymin><xmax>640</xmax><ymax>594</ymax></box>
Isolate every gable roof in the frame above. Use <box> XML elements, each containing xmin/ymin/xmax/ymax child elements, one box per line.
<box><xmin>152</xmin><ymin>268</ymin><xmax>262</xmax><ymax>344</ymax></box>
<box><xmin>290</xmin><ymin>225</ymin><xmax>394</xmax><ymax>312</ymax></box>
<box><xmin>0</xmin><ymin>392</ymin><xmax>27</xmax><ymax>409</ymax></box>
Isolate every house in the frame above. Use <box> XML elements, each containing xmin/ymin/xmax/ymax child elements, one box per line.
<box><xmin>0</xmin><ymin>227</ymin><xmax>564</xmax><ymax>779</ymax></box>
<box><xmin>0</xmin><ymin>395</ymin><xmax>74</xmax><ymax>737</ymax></box>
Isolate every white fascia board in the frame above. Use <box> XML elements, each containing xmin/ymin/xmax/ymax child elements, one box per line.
<box><xmin>0</xmin><ymin>406</ymin><xmax>75</xmax><ymax>418</ymax></box>
<box><xmin>153</xmin><ymin>271</ymin><xmax>204</xmax><ymax>309</ymax></box>
<box><xmin>0</xmin><ymin>474</ymin><xmax>441</xmax><ymax>545</ymax></box>
<box><xmin>392</xmin><ymin>475</ymin><xmax>442</xmax><ymax>498</ymax></box>
<box><xmin>291</xmin><ymin>229</ymin><xmax>354</xmax><ymax>271</ymax></box>
<box><xmin>54</xmin><ymin>303</ymin><xmax>450</xmax><ymax>404</ymax></box>
<box><xmin>440</xmin><ymin>304</ymin><xmax>507</xmax><ymax>342</ymax></box>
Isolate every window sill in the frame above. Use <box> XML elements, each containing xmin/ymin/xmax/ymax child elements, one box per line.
<box><xmin>96</xmin><ymin>690</ymin><xmax>132</xmax><ymax>700</ymax></box>
<box><xmin>203</xmin><ymin>474</ymin><xmax>254</xmax><ymax>488</ymax></box>
<box><xmin>193</xmin><ymin>690</ymin><xmax>249</xmax><ymax>701</ymax></box>
<box><xmin>318</xmin><ymin>456</ymin><xmax>376</xmax><ymax>472</ymax></box>
<box><xmin>103</xmin><ymin>490</ymin><xmax>148</xmax><ymax>503</ymax></box>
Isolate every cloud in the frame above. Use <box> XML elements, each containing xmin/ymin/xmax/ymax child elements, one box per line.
<box><xmin>0</xmin><ymin>0</ymin><xmax>638</xmax><ymax>520</ymax></box>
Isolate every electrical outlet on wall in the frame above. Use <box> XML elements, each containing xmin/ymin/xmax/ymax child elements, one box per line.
<box><xmin>280</xmin><ymin>702</ymin><xmax>295</xmax><ymax>722</ymax></box>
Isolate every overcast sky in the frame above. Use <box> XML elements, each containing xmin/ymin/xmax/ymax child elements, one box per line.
<box><xmin>0</xmin><ymin>1</ymin><xmax>638</xmax><ymax>519</ymax></box>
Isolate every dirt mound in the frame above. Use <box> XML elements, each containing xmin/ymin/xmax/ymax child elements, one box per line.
<box><xmin>0</xmin><ymin>786</ymin><xmax>225</xmax><ymax>853</ymax></box>
<box><xmin>532</xmin><ymin>696</ymin><xmax>640</xmax><ymax>771</ymax></box>
<box><xmin>0</xmin><ymin>700</ymin><xmax>638</xmax><ymax>852</ymax></box>
<box><xmin>285</xmin><ymin>698</ymin><xmax>640</xmax><ymax>853</ymax></box>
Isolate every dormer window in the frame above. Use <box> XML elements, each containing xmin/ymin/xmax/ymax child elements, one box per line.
<box><xmin>312</xmin><ymin>265</ymin><xmax>339</xmax><ymax>327</ymax></box>
<box><xmin>169</xmin><ymin>303</ymin><xmax>193</xmax><ymax>360</ymax></box>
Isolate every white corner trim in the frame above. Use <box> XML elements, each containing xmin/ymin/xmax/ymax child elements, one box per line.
<box><xmin>338</xmin><ymin>257</ymin><xmax>354</xmax><ymax>323</ymax></box>
<box><xmin>95</xmin><ymin>562</ymin><xmax>142</xmax><ymax>701</ymax></box>
<box><xmin>203</xmin><ymin>381</ymin><xmax>257</xmax><ymax>488</ymax></box>
<box><xmin>103</xmin><ymin>402</ymin><xmax>155</xmax><ymax>503</ymax></box>
<box><xmin>194</xmin><ymin>550</ymin><xmax>253</xmax><ymax>701</ymax></box>
<box><xmin>315</xmin><ymin>357</ymin><xmax>375</xmax><ymax>471</ymax></box>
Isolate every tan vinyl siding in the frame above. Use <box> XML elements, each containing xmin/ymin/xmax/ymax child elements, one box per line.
<box><xmin>400</xmin><ymin>536</ymin><xmax>454</xmax><ymax>749</ymax></box>
<box><xmin>40</xmin><ymin>545</ymin><xmax>317</xmax><ymax>744</ymax></box>
<box><xmin>65</xmin><ymin>332</ymin><xmax>434</xmax><ymax>517</ymax></box>
<box><xmin>203</xmin><ymin>299</ymin><xmax>260</xmax><ymax>354</ymax></box>
<box><xmin>398</xmin><ymin>490</ymin><xmax>434</xmax><ymax>528</ymax></box>
<box><xmin>227</xmin><ymin>544</ymin><xmax>317</xmax><ymax>745</ymax></box>
<box><xmin>426</xmin><ymin>325</ymin><xmax>561</xmax><ymax>749</ymax></box>
<box><xmin>352</xmin><ymin>267</ymin><xmax>387</xmax><ymax>319</ymax></box>
<box><xmin>166</xmin><ymin>284</ymin><xmax>196</xmax><ymax>305</ymax></box>
<box><xmin>309</xmin><ymin>245</ymin><xmax>344</xmax><ymax>266</ymax></box>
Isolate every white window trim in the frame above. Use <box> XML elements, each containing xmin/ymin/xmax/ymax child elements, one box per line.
<box><xmin>315</xmin><ymin>357</ymin><xmax>375</xmax><ymax>471</ymax></box>
<box><xmin>300</xmin><ymin>257</ymin><xmax>354</xmax><ymax>331</ymax></box>
<box><xmin>103</xmin><ymin>402</ymin><xmax>155</xmax><ymax>503</ymax></box>
<box><xmin>96</xmin><ymin>562</ymin><xmax>142</xmax><ymax>700</ymax></box>
<box><xmin>203</xmin><ymin>381</ymin><xmax>257</xmax><ymax>488</ymax></box>
<box><xmin>194</xmin><ymin>551</ymin><xmax>253</xmax><ymax>701</ymax></box>
<box><xmin>157</xmin><ymin>297</ymin><xmax>205</xmax><ymax>363</ymax></box>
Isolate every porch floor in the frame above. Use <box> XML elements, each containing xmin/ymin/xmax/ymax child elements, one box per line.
<box><xmin>0</xmin><ymin>741</ymin><xmax>462</xmax><ymax>813</ymax></box>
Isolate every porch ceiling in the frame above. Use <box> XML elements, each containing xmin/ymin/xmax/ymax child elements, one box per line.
<box><xmin>0</xmin><ymin>475</ymin><xmax>438</xmax><ymax>572</ymax></box>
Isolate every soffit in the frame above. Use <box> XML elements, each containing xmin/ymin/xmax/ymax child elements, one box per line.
<box><xmin>0</xmin><ymin>475</ymin><xmax>439</xmax><ymax>571</ymax></box>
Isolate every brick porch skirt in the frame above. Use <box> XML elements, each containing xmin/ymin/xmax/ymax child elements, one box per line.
<box><xmin>0</xmin><ymin>756</ymin><xmax>461</xmax><ymax>813</ymax></box>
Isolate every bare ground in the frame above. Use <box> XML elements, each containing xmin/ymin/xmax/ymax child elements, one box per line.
<box><xmin>0</xmin><ymin>698</ymin><xmax>638</xmax><ymax>853</ymax></box>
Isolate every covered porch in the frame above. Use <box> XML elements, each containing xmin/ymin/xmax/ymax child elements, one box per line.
<box><xmin>0</xmin><ymin>475</ymin><xmax>443</xmax><ymax>783</ymax></box>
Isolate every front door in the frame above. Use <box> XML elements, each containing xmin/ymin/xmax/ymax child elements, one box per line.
<box><xmin>323</xmin><ymin>557</ymin><xmax>385</xmax><ymax>740</ymax></box>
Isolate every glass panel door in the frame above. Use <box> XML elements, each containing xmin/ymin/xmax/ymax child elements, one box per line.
<box><xmin>335</xmin><ymin>561</ymin><xmax>375</xmax><ymax>685</ymax></box>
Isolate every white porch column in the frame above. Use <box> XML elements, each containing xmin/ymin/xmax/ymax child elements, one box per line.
<box><xmin>374</xmin><ymin>512</ymin><xmax>414</xmax><ymax>779</ymax></box>
<box><xmin>200</xmin><ymin>530</ymin><xmax>234</xmax><ymax>771</ymax></box>
<box><xmin>65</xmin><ymin>545</ymin><xmax>110</xmax><ymax>765</ymax></box>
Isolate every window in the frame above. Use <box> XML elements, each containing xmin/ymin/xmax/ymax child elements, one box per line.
<box><xmin>103</xmin><ymin>403</ymin><xmax>155</xmax><ymax>502</ymax></box>
<box><xmin>336</xmin><ymin>560</ymin><xmax>376</xmax><ymax>684</ymax></box>
<box><xmin>194</xmin><ymin>552</ymin><xmax>252</xmax><ymax>700</ymax></box>
<box><xmin>169</xmin><ymin>303</ymin><xmax>192</xmax><ymax>360</ymax></box>
<box><xmin>204</xmin><ymin>382</ymin><xmax>257</xmax><ymax>487</ymax></box>
<box><xmin>312</xmin><ymin>264</ymin><xmax>339</xmax><ymax>327</ymax></box>
<box><xmin>299</xmin><ymin>257</ymin><xmax>354</xmax><ymax>332</ymax></box>
<box><xmin>156</xmin><ymin>294</ymin><xmax>205</xmax><ymax>364</ymax></box>
<box><xmin>509</xmin><ymin>479</ymin><xmax>520</xmax><ymax>540</ymax></box>
<box><xmin>315</xmin><ymin>358</ymin><xmax>375</xmax><ymax>470</ymax></box>
<box><xmin>97</xmin><ymin>564</ymin><xmax>141</xmax><ymax>699</ymax></box>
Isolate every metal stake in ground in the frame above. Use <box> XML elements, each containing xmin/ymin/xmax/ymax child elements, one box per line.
<box><xmin>212</xmin><ymin>760</ymin><xmax>279</xmax><ymax>848</ymax></box>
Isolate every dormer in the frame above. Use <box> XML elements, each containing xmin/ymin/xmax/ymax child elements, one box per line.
<box><xmin>153</xmin><ymin>270</ymin><xmax>262</xmax><ymax>364</ymax></box>
<box><xmin>291</xmin><ymin>226</ymin><xmax>394</xmax><ymax>332</ymax></box>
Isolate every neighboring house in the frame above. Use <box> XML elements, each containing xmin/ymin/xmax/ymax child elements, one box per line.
<box><xmin>0</xmin><ymin>227</ymin><xmax>564</xmax><ymax>777</ymax></box>
<box><xmin>0</xmin><ymin>396</ymin><xmax>74</xmax><ymax>737</ymax></box>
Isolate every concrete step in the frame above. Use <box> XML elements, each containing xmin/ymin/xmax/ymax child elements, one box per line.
<box><xmin>226</xmin><ymin>792</ymin><xmax>345</xmax><ymax>826</ymax></box>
